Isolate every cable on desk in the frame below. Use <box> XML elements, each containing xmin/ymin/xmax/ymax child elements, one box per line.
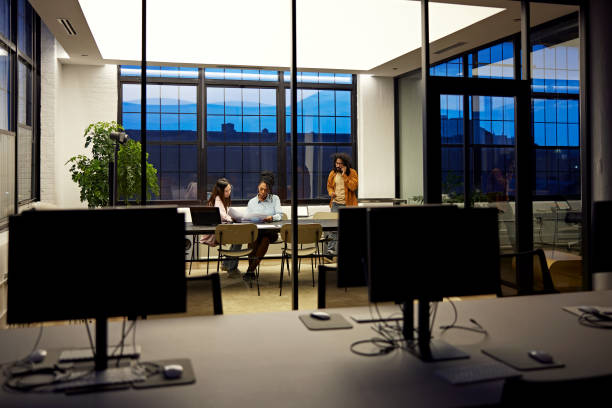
<box><xmin>350</xmin><ymin>303</ymin><xmax>408</xmax><ymax>357</ymax></box>
<box><xmin>113</xmin><ymin>318</ymin><xmax>138</xmax><ymax>367</ymax></box>
<box><xmin>84</xmin><ymin>319</ymin><xmax>96</xmax><ymax>356</ymax></box>
<box><xmin>350</xmin><ymin>338</ymin><xmax>396</xmax><ymax>357</ymax></box>
<box><xmin>438</xmin><ymin>299</ymin><xmax>488</xmax><ymax>335</ymax></box>
<box><xmin>1</xmin><ymin>326</ymin><xmax>45</xmax><ymax>381</ymax></box>
<box><xmin>578</xmin><ymin>312</ymin><xmax>612</xmax><ymax>329</ymax></box>
<box><xmin>3</xmin><ymin>366</ymin><xmax>94</xmax><ymax>393</ymax></box>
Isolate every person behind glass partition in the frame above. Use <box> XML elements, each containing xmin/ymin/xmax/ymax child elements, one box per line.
<box><xmin>244</xmin><ymin>171</ymin><xmax>283</xmax><ymax>281</ymax></box>
<box><xmin>486</xmin><ymin>165</ymin><xmax>516</xmax><ymax>251</ymax></box>
<box><xmin>200</xmin><ymin>178</ymin><xmax>242</xmax><ymax>278</ymax></box>
<box><xmin>326</xmin><ymin>153</ymin><xmax>358</xmax><ymax>256</ymax></box>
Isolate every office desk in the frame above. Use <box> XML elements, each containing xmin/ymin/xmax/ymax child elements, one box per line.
<box><xmin>1</xmin><ymin>290</ymin><xmax>611</xmax><ymax>407</ymax></box>
<box><xmin>185</xmin><ymin>218</ymin><xmax>338</xmax><ymax>235</ymax></box>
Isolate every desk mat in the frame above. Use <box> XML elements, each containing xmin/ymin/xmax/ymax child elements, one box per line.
<box><xmin>481</xmin><ymin>348</ymin><xmax>564</xmax><ymax>371</ymax></box>
<box><xmin>299</xmin><ymin>313</ymin><xmax>353</xmax><ymax>330</ymax></box>
<box><xmin>132</xmin><ymin>358</ymin><xmax>196</xmax><ymax>389</ymax></box>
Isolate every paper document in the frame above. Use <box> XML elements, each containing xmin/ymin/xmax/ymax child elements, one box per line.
<box><xmin>228</xmin><ymin>207</ymin><xmax>267</xmax><ymax>223</ymax></box>
<box><xmin>258</xmin><ymin>224</ymin><xmax>281</xmax><ymax>229</ymax></box>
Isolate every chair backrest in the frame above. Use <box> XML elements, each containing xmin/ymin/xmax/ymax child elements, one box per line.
<box><xmin>548</xmin><ymin>259</ymin><xmax>582</xmax><ymax>290</ymax></box>
<box><xmin>280</xmin><ymin>223</ymin><xmax>322</xmax><ymax>245</ymax></box>
<box><xmin>280</xmin><ymin>212</ymin><xmax>289</xmax><ymax>220</ymax></box>
<box><xmin>215</xmin><ymin>223</ymin><xmax>258</xmax><ymax>245</ymax></box>
<box><xmin>313</xmin><ymin>211</ymin><xmax>338</xmax><ymax>220</ymax></box>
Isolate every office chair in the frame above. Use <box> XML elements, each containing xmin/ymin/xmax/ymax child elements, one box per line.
<box><xmin>313</xmin><ymin>211</ymin><xmax>338</xmax><ymax>263</ymax></box>
<box><xmin>549</xmin><ymin>259</ymin><xmax>582</xmax><ymax>291</ymax></box>
<box><xmin>215</xmin><ymin>223</ymin><xmax>260</xmax><ymax>294</ymax></box>
<box><xmin>279</xmin><ymin>223</ymin><xmax>322</xmax><ymax>296</ymax></box>
<box><xmin>499</xmin><ymin>248</ymin><xmax>557</xmax><ymax>296</ymax></box>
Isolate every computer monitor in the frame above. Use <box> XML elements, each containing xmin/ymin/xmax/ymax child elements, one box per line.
<box><xmin>366</xmin><ymin>205</ymin><xmax>500</xmax><ymax>361</ymax></box>
<box><xmin>189</xmin><ymin>205</ymin><xmax>222</xmax><ymax>226</ymax></box>
<box><xmin>592</xmin><ymin>201</ymin><xmax>612</xmax><ymax>275</ymax></box>
<box><xmin>336</xmin><ymin>206</ymin><xmax>369</xmax><ymax>288</ymax></box>
<box><xmin>8</xmin><ymin>206</ymin><xmax>186</xmax><ymax>370</ymax></box>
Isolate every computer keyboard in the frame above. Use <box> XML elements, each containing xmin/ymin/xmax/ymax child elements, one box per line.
<box><xmin>52</xmin><ymin>366</ymin><xmax>146</xmax><ymax>391</ymax></box>
<box><xmin>59</xmin><ymin>345</ymin><xmax>141</xmax><ymax>362</ymax></box>
<box><xmin>435</xmin><ymin>362</ymin><xmax>521</xmax><ymax>385</ymax></box>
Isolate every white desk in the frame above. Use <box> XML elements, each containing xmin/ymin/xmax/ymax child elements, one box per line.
<box><xmin>1</xmin><ymin>290</ymin><xmax>611</xmax><ymax>407</ymax></box>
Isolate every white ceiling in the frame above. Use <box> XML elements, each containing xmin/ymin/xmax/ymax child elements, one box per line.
<box><xmin>30</xmin><ymin>0</ymin><xmax>578</xmax><ymax>76</ymax></box>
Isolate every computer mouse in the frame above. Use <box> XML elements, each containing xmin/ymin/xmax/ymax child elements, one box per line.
<box><xmin>28</xmin><ymin>348</ymin><xmax>47</xmax><ymax>364</ymax></box>
<box><xmin>528</xmin><ymin>350</ymin><xmax>554</xmax><ymax>364</ymax></box>
<box><xmin>163</xmin><ymin>364</ymin><xmax>184</xmax><ymax>379</ymax></box>
<box><xmin>310</xmin><ymin>311</ymin><xmax>331</xmax><ymax>320</ymax></box>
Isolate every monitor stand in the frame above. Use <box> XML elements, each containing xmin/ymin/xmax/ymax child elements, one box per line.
<box><xmin>53</xmin><ymin>317</ymin><xmax>146</xmax><ymax>393</ymax></box>
<box><xmin>402</xmin><ymin>300</ymin><xmax>469</xmax><ymax>362</ymax></box>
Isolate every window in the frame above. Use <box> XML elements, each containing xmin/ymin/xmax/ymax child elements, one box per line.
<box><xmin>431</xmin><ymin>14</ymin><xmax>579</xmax><ymax>199</ymax></box>
<box><xmin>17</xmin><ymin>0</ymin><xmax>32</xmax><ymax>58</ymax></box>
<box><xmin>120</xmin><ymin>65</ymin><xmax>198</xmax><ymax>78</ymax></box>
<box><xmin>119</xmin><ymin>67</ymin><xmax>356</xmax><ymax>203</ymax></box>
<box><xmin>206</xmin><ymin>68</ymin><xmax>278</xmax><ymax>81</ymax></box>
<box><xmin>0</xmin><ymin>0</ymin><xmax>40</xmax><ymax>227</ymax></box>
<box><xmin>0</xmin><ymin>0</ymin><xmax>9</xmax><ymax>40</ymax></box>
<box><xmin>122</xmin><ymin>83</ymin><xmax>199</xmax><ymax>201</ymax></box>
<box><xmin>206</xmin><ymin>86</ymin><xmax>278</xmax><ymax>200</ymax></box>
<box><xmin>431</xmin><ymin>57</ymin><xmax>463</xmax><ymax>77</ymax></box>
<box><xmin>531</xmin><ymin>16</ymin><xmax>579</xmax><ymax>197</ymax></box>
<box><xmin>440</xmin><ymin>94</ymin><xmax>464</xmax><ymax>198</ymax></box>
<box><xmin>285</xmin><ymin>88</ymin><xmax>352</xmax><ymax>200</ymax></box>
<box><xmin>0</xmin><ymin>44</ymin><xmax>9</xmax><ymax>130</ymax></box>
<box><xmin>469</xmin><ymin>42</ymin><xmax>514</xmax><ymax>79</ymax></box>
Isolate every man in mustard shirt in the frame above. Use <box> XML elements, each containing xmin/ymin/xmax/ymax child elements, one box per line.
<box><xmin>326</xmin><ymin>153</ymin><xmax>358</xmax><ymax>256</ymax></box>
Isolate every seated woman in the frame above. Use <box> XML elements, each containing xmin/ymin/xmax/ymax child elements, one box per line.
<box><xmin>200</xmin><ymin>178</ymin><xmax>242</xmax><ymax>278</ymax></box>
<box><xmin>244</xmin><ymin>171</ymin><xmax>283</xmax><ymax>281</ymax></box>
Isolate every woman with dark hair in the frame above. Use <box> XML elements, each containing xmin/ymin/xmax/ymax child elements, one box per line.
<box><xmin>326</xmin><ymin>152</ymin><xmax>358</xmax><ymax>256</ymax></box>
<box><xmin>200</xmin><ymin>178</ymin><xmax>241</xmax><ymax>277</ymax></box>
<box><xmin>244</xmin><ymin>171</ymin><xmax>283</xmax><ymax>280</ymax></box>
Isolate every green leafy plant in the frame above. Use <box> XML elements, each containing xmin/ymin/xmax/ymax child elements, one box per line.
<box><xmin>66</xmin><ymin>121</ymin><xmax>160</xmax><ymax>207</ymax></box>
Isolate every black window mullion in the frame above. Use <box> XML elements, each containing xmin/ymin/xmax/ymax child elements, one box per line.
<box><xmin>11</xmin><ymin>0</ymin><xmax>18</xmax><ymax>214</ymax></box>
<box><xmin>198</xmin><ymin>67</ymin><xmax>205</xmax><ymax>202</ymax></box>
<box><xmin>278</xmin><ymin>73</ymin><xmax>287</xmax><ymax>201</ymax></box>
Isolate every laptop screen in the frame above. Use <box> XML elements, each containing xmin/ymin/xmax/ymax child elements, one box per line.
<box><xmin>189</xmin><ymin>206</ymin><xmax>222</xmax><ymax>226</ymax></box>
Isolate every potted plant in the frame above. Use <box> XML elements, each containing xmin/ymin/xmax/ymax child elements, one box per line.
<box><xmin>66</xmin><ymin>121</ymin><xmax>160</xmax><ymax>207</ymax></box>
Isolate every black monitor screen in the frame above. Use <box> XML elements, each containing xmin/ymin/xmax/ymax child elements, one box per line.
<box><xmin>337</xmin><ymin>206</ymin><xmax>369</xmax><ymax>288</ymax></box>
<box><xmin>367</xmin><ymin>205</ymin><xmax>500</xmax><ymax>303</ymax></box>
<box><xmin>592</xmin><ymin>200</ymin><xmax>612</xmax><ymax>272</ymax></box>
<box><xmin>8</xmin><ymin>207</ymin><xmax>186</xmax><ymax>324</ymax></box>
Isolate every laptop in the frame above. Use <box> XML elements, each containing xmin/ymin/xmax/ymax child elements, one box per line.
<box><xmin>189</xmin><ymin>206</ymin><xmax>222</xmax><ymax>226</ymax></box>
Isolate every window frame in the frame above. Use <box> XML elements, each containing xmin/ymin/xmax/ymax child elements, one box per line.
<box><xmin>0</xmin><ymin>0</ymin><xmax>40</xmax><ymax>230</ymax></box>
